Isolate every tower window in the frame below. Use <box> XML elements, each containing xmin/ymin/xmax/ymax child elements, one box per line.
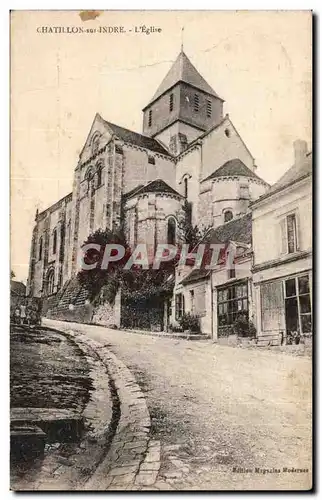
<box><xmin>184</xmin><ymin>177</ymin><xmax>188</xmax><ymax>199</ymax></box>
<box><xmin>224</xmin><ymin>210</ymin><xmax>233</xmax><ymax>223</ymax></box>
<box><xmin>52</xmin><ymin>229</ymin><xmax>57</xmax><ymax>254</ymax></box>
<box><xmin>148</xmin><ymin>109</ymin><xmax>152</xmax><ymax>127</ymax></box>
<box><xmin>169</xmin><ymin>93</ymin><xmax>174</xmax><ymax>112</ymax></box>
<box><xmin>206</xmin><ymin>99</ymin><xmax>212</xmax><ymax>117</ymax></box>
<box><xmin>225</xmin><ymin>128</ymin><xmax>231</xmax><ymax>138</ymax></box>
<box><xmin>38</xmin><ymin>236</ymin><xmax>43</xmax><ymax>261</ymax></box>
<box><xmin>194</xmin><ymin>94</ymin><xmax>199</xmax><ymax>112</ymax></box>
<box><xmin>148</xmin><ymin>155</ymin><xmax>155</xmax><ymax>165</ymax></box>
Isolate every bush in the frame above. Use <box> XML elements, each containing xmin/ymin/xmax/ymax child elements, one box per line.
<box><xmin>233</xmin><ymin>314</ymin><xmax>256</xmax><ymax>338</ymax></box>
<box><xmin>178</xmin><ymin>313</ymin><xmax>200</xmax><ymax>333</ymax></box>
<box><xmin>168</xmin><ymin>323</ymin><xmax>183</xmax><ymax>333</ymax></box>
<box><xmin>286</xmin><ymin>330</ymin><xmax>301</xmax><ymax>345</ymax></box>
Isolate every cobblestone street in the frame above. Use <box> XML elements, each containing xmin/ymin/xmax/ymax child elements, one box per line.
<box><xmin>45</xmin><ymin>319</ymin><xmax>312</xmax><ymax>491</ymax></box>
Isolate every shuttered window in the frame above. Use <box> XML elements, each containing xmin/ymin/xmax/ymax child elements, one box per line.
<box><xmin>206</xmin><ymin>99</ymin><xmax>212</xmax><ymax>117</ymax></box>
<box><xmin>169</xmin><ymin>93</ymin><xmax>174</xmax><ymax>112</ymax></box>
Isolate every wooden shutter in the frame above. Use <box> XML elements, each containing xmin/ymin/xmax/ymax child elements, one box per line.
<box><xmin>260</xmin><ymin>281</ymin><xmax>285</xmax><ymax>333</ymax></box>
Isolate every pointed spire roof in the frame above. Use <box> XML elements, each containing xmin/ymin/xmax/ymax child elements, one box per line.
<box><xmin>146</xmin><ymin>51</ymin><xmax>222</xmax><ymax>106</ymax></box>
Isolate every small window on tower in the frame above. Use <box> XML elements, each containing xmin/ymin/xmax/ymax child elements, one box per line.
<box><xmin>206</xmin><ymin>99</ymin><xmax>212</xmax><ymax>118</ymax></box>
<box><xmin>194</xmin><ymin>94</ymin><xmax>199</xmax><ymax>112</ymax></box>
<box><xmin>169</xmin><ymin>93</ymin><xmax>174</xmax><ymax>112</ymax></box>
<box><xmin>184</xmin><ymin>177</ymin><xmax>188</xmax><ymax>199</ymax></box>
<box><xmin>224</xmin><ymin>210</ymin><xmax>233</xmax><ymax>223</ymax></box>
<box><xmin>52</xmin><ymin>229</ymin><xmax>57</xmax><ymax>255</ymax></box>
<box><xmin>148</xmin><ymin>109</ymin><xmax>152</xmax><ymax>127</ymax></box>
<box><xmin>148</xmin><ymin>155</ymin><xmax>155</xmax><ymax>165</ymax></box>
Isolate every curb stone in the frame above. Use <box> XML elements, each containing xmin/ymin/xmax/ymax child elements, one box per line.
<box><xmin>64</xmin><ymin>329</ymin><xmax>161</xmax><ymax>491</ymax></box>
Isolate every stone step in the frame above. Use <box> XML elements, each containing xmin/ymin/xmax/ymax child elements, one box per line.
<box><xmin>10</xmin><ymin>424</ymin><xmax>46</xmax><ymax>462</ymax></box>
<box><xmin>11</xmin><ymin>407</ymin><xmax>84</xmax><ymax>443</ymax></box>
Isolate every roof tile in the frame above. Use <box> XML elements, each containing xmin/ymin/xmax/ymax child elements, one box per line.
<box><xmin>102</xmin><ymin>119</ymin><xmax>172</xmax><ymax>156</ymax></box>
<box><xmin>147</xmin><ymin>51</ymin><xmax>222</xmax><ymax>106</ymax></box>
<box><xmin>203</xmin><ymin>158</ymin><xmax>266</xmax><ymax>183</ymax></box>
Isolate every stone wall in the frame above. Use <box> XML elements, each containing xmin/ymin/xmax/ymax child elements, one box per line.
<box><xmin>92</xmin><ymin>292</ymin><xmax>121</xmax><ymax>328</ymax></box>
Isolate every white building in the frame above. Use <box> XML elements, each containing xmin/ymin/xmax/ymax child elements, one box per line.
<box><xmin>252</xmin><ymin>141</ymin><xmax>312</xmax><ymax>346</ymax></box>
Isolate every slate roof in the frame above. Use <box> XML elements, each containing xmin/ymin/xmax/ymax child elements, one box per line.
<box><xmin>203</xmin><ymin>158</ymin><xmax>267</xmax><ymax>184</ymax></box>
<box><xmin>181</xmin><ymin>269</ymin><xmax>210</xmax><ymax>285</ymax></box>
<box><xmin>102</xmin><ymin>119</ymin><xmax>171</xmax><ymax>156</ymax></box>
<box><xmin>253</xmin><ymin>152</ymin><xmax>312</xmax><ymax>204</ymax></box>
<box><xmin>146</xmin><ymin>50</ymin><xmax>222</xmax><ymax>107</ymax></box>
<box><xmin>180</xmin><ymin>213</ymin><xmax>252</xmax><ymax>285</ymax></box>
<box><xmin>203</xmin><ymin>212</ymin><xmax>252</xmax><ymax>246</ymax></box>
<box><xmin>124</xmin><ymin>179</ymin><xmax>183</xmax><ymax>199</ymax></box>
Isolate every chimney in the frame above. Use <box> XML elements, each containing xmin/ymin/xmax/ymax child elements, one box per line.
<box><xmin>293</xmin><ymin>139</ymin><xmax>308</xmax><ymax>165</ymax></box>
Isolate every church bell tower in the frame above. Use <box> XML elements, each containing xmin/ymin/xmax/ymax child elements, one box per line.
<box><xmin>142</xmin><ymin>50</ymin><xmax>224</xmax><ymax>155</ymax></box>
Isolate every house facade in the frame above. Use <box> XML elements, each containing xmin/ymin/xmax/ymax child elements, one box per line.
<box><xmin>251</xmin><ymin>142</ymin><xmax>312</xmax><ymax>346</ymax></box>
<box><xmin>171</xmin><ymin>212</ymin><xmax>255</xmax><ymax>340</ymax></box>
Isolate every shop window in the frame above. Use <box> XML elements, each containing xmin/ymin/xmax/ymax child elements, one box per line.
<box><xmin>284</xmin><ymin>275</ymin><xmax>311</xmax><ymax>335</ymax></box>
<box><xmin>217</xmin><ymin>281</ymin><xmax>248</xmax><ymax>334</ymax></box>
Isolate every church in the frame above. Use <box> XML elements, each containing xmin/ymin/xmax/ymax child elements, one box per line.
<box><xmin>27</xmin><ymin>49</ymin><xmax>271</xmax><ymax>337</ymax></box>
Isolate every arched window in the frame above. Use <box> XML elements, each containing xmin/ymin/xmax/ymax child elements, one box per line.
<box><xmin>67</xmin><ymin>220</ymin><xmax>71</xmax><ymax>244</ymax></box>
<box><xmin>38</xmin><ymin>236</ymin><xmax>43</xmax><ymax>261</ymax></box>
<box><xmin>85</xmin><ymin>167</ymin><xmax>93</xmax><ymax>193</ymax></box>
<box><xmin>224</xmin><ymin>210</ymin><xmax>233</xmax><ymax>223</ymax></box>
<box><xmin>91</xmin><ymin>133</ymin><xmax>100</xmax><ymax>155</ymax></box>
<box><xmin>184</xmin><ymin>177</ymin><xmax>188</xmax><ymax>199</ymax></box>
<box><xmin>96</xmin><ymin>162</ymin><xmax>103</xmax><ymax>188</ymax></box>
<box><xmin>46</xmin><ymin>269</ymin><xmax>55</xmax><ymax>296</ymax></box>
<box><xmin>52</xmin><ymin>229</ymin><xmax>57</xmax><ymax>254</ymax></box>
<box><xmin>167</xmin><ymin>217</ymin><xmax>176</xmax><ymax>245</ymax></box>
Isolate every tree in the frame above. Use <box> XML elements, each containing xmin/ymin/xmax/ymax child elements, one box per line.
<box><xmin>77</xmin><ymin>227</ymin><xmax>177</xmax><ymax>306</ymax></box>
<box><xmin>177</xmin><ymin>202</ymin><xmax>212</xmax><ymax>250</ymax></box>
<box><xmin>10</xmin><ymin>270</ymin><xmax>15</xmax><ymax>279</ymax></box>
<box><xmin>77</xmin><ymin>227</ymin><xmax>130</xmax><ymax>303</ymax></box>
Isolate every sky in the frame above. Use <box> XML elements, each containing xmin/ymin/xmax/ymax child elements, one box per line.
<box><xmin>10</xmin><ymin>10</ymin><xmax>312</xmax><ymax>283</ymax></box>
